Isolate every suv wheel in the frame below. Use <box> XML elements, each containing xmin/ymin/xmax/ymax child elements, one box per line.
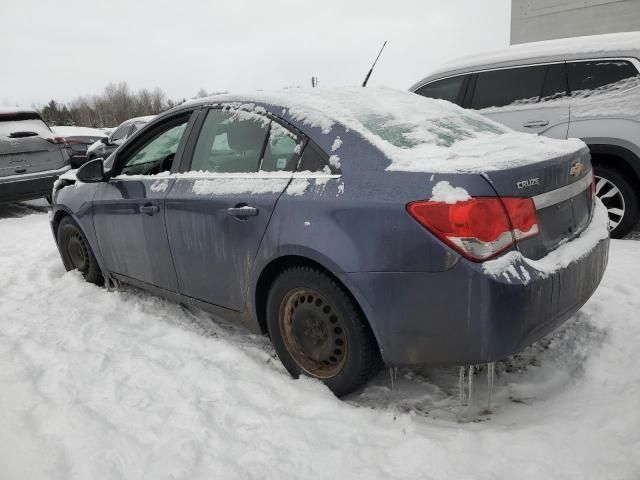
<box><xmin>266</xmin><ymin>266</ymin><xmax>381</xmax><ymax>397</ymax></box>
<box><xmin>594</xmin><ymin>165</ymin><xmax>639</xmax><ymax>238</ymax></box>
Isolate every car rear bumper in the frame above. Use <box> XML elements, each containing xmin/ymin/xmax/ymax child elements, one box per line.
<box><xmin>0</xmin><ymin>166</ymin><xmax>71</xmax><ymax>203</ymax></box>
<box><xmin>339</xmin><ymin>234</ymin><xmax>609</xmax><ymax>368</ymax></box>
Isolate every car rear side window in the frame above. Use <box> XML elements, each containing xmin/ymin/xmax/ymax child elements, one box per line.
<box><xmin>568</xmin><ymin>60</ymin><xmax>640</xmax><ymax>96</ymax></box>
<box><xmin>259</xmin><ymin>122</ymin><xmax>304</xmax><ymax>172</ymax></box>
<box><xmin>297</xmin><ymin>141</ymin><xmax>339</xmax><ymax>173</ymax></box>
<box><xmin>190</xmin><ymin>109</ymin><xmax>271</xmax><ymax>173</ymax></box>
<box><xmin>471</xmin><ymin>65</ymin><xmax>547</xmax><ymax>109</ymax></box>
<box><xmin>540</xmin><ymin>63</ymin><xmax>567</xmax><ymax>101</ymax></box>
<box><xmin>414</xmin><ymin>75</ymin><xmax>468</xmax><ymax>105</ymax></box>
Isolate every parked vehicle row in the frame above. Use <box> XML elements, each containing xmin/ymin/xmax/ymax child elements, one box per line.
<box><xmin>51</xmin><ymin>87</ymin><xmax>609</xmax><ymax>396</ymax></box>
<box><xmin>411</xmin><ymin>31</ymin><xmax>640</xmax><ymax>238</ymax></box>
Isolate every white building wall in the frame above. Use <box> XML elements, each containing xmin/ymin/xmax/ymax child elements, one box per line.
<box><xmin>511</xmin><ymin>0</ymin><xmax>640</xmax><ymax>44</ymax></box>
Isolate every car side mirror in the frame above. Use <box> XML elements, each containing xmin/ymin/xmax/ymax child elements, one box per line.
<box><xmin>76</xmin><ymin>158</ymin><xmax>106</xmax><ymax>183</ymax></box>
<box><xmin>100</xmin><ymin>136</ymin><xmax>110</xmax><ymax>145</ymax></box>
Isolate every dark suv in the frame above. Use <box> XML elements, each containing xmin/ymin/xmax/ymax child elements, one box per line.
<box><xmin>0</xmin><ymin>107</ymin><xmax>71</xmax><ymax>203</ymax></box>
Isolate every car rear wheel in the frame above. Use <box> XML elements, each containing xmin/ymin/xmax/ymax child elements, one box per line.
<box><xmin>266</xmin><ymin>266</ymin><xmax>381</xmax><ymax>397</ymax></box>
<box><xmin>594</xmin><ymin>165</ymin><xmax>639</xmax><ymax>238</ymax></box>
<box><xmin>57</xmin><ymin>217</ymin><xmax>103</xmax><ymax>285</ymax></box>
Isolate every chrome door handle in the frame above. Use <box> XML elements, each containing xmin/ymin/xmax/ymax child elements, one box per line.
<box><xmin>227</xmin><ymin>206</ymin><xmax>258</xmax><ymax>217</ymax></box>
<box><xmin>139</xmin><ymin>204</ymin><xmax>160</xmax><ymax>215</ymax></box>
<box><xmin>523</xmin><ymin>120</ymin><xmax>549</xmax><ymax>128</ymax></box>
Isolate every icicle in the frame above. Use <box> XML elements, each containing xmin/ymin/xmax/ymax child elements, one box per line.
<box><xmin>468</xmin><ymin>365</ymin><xmax>474</xmax><ymax>404</ymax></box>
<box><xmin>459</xmin><ymin>366</ymin><xmax>466</xmax><ymax>403</ymax></box>
<box><xmin>389</xmin><ymin>367</ymin><xmax>397</xmax><ymax>390</ymax></box>
<box><xmin>487</xmin><ymin>362</ymin><xmax>495</xmax><ymax>411</ymax></box>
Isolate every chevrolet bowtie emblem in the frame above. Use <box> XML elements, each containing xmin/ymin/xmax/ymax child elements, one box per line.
<box><xmin>569</xmin><ymin>161</ymin><xmax>584</xmax><ymax>177</ymax></box>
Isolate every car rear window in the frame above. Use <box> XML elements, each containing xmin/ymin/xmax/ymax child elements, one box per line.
<box><xmin>0</xmin><ymin>112</ymin><xmax>51</xmax><ymax>138</ymax></box>
<box><xmin>568</xmin><ymin>60</ymin><xmax>640</xmax><ymax>97</ymax></box>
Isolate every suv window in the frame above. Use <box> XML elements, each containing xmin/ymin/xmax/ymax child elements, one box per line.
<box><xmin>0</xmin><ymin>112</ymin><xmax>51</xmax><ymax>137</ymax></box>
<box><xmin>540</xmin><ymin>63</ymin><xmax>567</xmax><ymax>101</ymax></box>
<box><xmin>471</xmin><ymin>65</ymin><xmax>547</xmax><ymax>109</ymax></box>
<box><xmin>190</xmin><ymin>109</ymin><xmax>271</xmax><ymax>173</ymax></box>
<box><xmin>414</xmin><ymin>75</ymin><xmax>468</xmax><ymax>105</ymax></box>
<box><xmin>568</xmin><ymin>60</ymin><xmax>640</xmax><ymax>96</ymax></box>
<box><xmin>120</xmin><ymin>119</ymin><xmax>188</xmax><ymax>176</ymax></box>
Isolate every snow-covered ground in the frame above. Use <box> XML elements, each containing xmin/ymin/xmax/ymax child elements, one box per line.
<box><xmin>1</xmin><ymin>204</ymin><xmax>639</xmax><ymax>480</ymax></box>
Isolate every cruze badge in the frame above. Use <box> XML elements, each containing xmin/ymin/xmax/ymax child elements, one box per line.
<box><xmin>569</xmin><ymin>161</ymin><xmax>584</xmax><ymax>177</ymax></box>
<box><xmin>516</xmin><ymin>177</ymin><xmax>540</xmax><ymax>189</ymax></box>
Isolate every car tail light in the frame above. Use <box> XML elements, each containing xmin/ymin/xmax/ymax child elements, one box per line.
<box><xmin>64</xmin><ymin>139</ymin><xmax>83</xmax><ymax>145</ymax></box>
<box><xmin>406</xmin><ymin>197</ymin><xmax>539</xmax><ymax>261</ymax></box>
<box><xmin>46</xmin><ymin>136</ymin><xmax>69</xmax><ymax>146</ymax></box>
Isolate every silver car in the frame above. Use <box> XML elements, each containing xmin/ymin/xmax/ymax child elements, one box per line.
<box><xmin>86</xmin><ymin>115</ymin><xmax>155</xmax><ymax>162</ymax></box>
<box><xmin>0</xmin><ymin>107</ymin><xmax>70</xmax><ymax>203</ymax></box>
<box><xmin>411</xmin><ymin>31</ymin><xmax>640</xmax><ymax>238</ymax></box>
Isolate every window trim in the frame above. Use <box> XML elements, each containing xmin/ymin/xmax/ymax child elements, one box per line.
<box><xmin>413</xmin><ymin>56</ymin><xmax>640</xmax><ymax>101</ymax></box>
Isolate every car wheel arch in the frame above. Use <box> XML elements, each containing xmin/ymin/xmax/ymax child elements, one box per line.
<box><xmin>253</xmin><ymin>254</ymin><xmax>384</xmax><ymax>361</ymax></box>
<box><xmin>587</xmin><ymin>143</ymin><xmax>640</xmax><ymax>185</ymax></box>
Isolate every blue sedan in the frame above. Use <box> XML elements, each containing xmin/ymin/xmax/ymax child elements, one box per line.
<box><xmin>51</xmin><ymin>87</ymin><xmax>609</xmax><ymax>396</ymax></box>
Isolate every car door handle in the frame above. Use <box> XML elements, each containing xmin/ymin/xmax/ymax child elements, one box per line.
<box><xmin>139</xmin><ymin>204</ymin><xmax>160</xmax><ymax>215</ymax></box>
<box><xmin>227</xmin><ymin>206</ymin><xmax>259</xmax><ymax>217</ymax></box>
<box><xmin>14</xmin><ymin>168</ymin><xmax>27</xmax><ymax>174</ymax></box>
<box><xmin>523</xmin><ymin>120</ymin><xmax>549</xmax><ymax>128</ymax></box>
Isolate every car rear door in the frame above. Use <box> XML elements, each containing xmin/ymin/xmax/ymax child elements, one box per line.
<box><xmin>164</xmin><ymin>107</ymin><xmax>304</xmax><ymax>311</ymax></box>
<box><xmin>0</xmin><ymin>112</ymin><xmax>67</xmax><ymax>178</ymax></box>
<box><xmin>92</xmin><ymin>111</ymin><xmax>196</xmax><ymax>291</ymax></box>
<box><xmin>468</xmin><ymin>63</ymin><xmax>570</xmax><ymax>139</ymax></box>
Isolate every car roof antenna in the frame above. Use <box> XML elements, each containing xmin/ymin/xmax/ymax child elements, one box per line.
<box><xmin>362</xmin><ymin>41</ymin><xmax>387</xmax><ymax>87</ymax></box>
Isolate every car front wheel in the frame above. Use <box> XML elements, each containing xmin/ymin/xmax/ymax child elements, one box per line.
<box><xmin>594</xmin><ymin>165</ymin><xmax>639</xmax><ymax>238</ymax></box>
<box><xmin>266</xmin><ymin>266</ymin><xmax>381</xmax><ymax>397</ymax></box>
<box><xmin>57</xmin><ymin>216</ymin><xmax>103</xmax><ymax>285</ymax></box>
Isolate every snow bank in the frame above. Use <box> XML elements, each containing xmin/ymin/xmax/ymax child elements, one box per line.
<box><xmin>483</xmin><ymin>198</ymin><xmax>610</xmax><ymax>282</ymax></box>
<box><xmin>1</xmin><ymin>211</ymin><xmax>639</xmax><ymax>479</ymax></box>
<box><xmin>430</xmin><ymin>181</ymin><xmax>471</xmax><ymax>203</ymax></box>
<box><xmin>194</xmin><ymin>87</ymin><xmax>587</xmax><ymax>174</ymax></box>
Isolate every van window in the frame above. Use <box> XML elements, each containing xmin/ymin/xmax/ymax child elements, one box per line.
<box><xmin>471</xmin><ymin>65</ymin><xmax>547</xmax><ymax>109</ymax></box>
<box><xmin>568</xmin><ymin>60</ymin><xmax>640</xmax><ymax>97</ymax></box>
<box><xmin>414</xmin><ymin>75</ymin><xmax>468</xmax><ymax>105</ymax></box>
<box><xmin>540</xmin><ymin>63</ymin><xmax>567</xmax><ymax>101</ymax></box>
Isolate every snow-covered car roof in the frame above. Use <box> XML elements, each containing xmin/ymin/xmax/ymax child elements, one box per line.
<box><xmin>52</xmin><ymin>126</ymin><xmax>107</xmax><ymax>138</ymax></box>
<box><xmin>415</xmin><ymin>31</ymin><xmax>640</xmax><ymax>84</ymax></box>
<box><xmin>187</xmin><ymin>86</ymin><xmax>586</xmax><ymax>173</ymax></box>
<box><xmin>0</xmin><ymin>106</ymin><xmax>39</xmax><ymax>115</ymax></box>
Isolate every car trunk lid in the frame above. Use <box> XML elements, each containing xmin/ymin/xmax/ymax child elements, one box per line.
<box><xmin>0</xmin><ymin>113</ymin><xmax>67</xmax><ymax>178</ymax></box>
<box><xmin>482</xmin><ymin>147</ymin><xmax>594</xmax><ymax>260</ymax></box>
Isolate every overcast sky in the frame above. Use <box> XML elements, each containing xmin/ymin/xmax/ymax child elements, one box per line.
<box><xmin>0</xmin><ymin>0</ymin><xmax>510</xmax><ymax>107</ymax></box>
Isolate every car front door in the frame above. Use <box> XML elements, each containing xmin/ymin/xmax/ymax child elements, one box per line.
<box><xmin>164</xmin><ymin>107</ymin><xmax>304</xmax><ymax>310</ymax></box>
<box><xmin>92</xmin><ymin>111</ymin><xmax>196</xmax><ymax>291</ymax></box>
<box><xmin>469</xmin><ymin>63</ymin><xmax>570</xmax><ymax>139</ymax></box>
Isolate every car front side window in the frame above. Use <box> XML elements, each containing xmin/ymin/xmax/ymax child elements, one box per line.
<box><xmin>119</xmin><ymin>119</ymin><xmax>189</xmax><ymax>176</ymax></box>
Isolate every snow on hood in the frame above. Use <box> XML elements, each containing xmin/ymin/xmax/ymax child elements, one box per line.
<box><xmin>195</xmin><ymin>87</ymin><xmax>587</xmax><ymax>174</ymax></box>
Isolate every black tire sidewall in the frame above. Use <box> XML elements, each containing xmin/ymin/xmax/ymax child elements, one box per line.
<box><xmin>594</xmin><ymin>165</ymin><xmax>639</xmax><ymax>238</ymax></box>
<box><xmin>266</xmin><ymin>267</ymin><xmax>379</xmax><ymax>397</ymax></box>
<box><xmin>57</xmin><ymin>217</ymin><xmax>103</xmax><ymax>285</ymax></box>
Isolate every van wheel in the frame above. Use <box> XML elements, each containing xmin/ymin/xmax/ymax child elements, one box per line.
<box><xmin>594</xmin><ymin>165</ymin><xmax>639</xmax><ymax>238</ymax></box>
<box><xmin>266</xmin><ymin>266</ymin><xmax>381</xmax><ymax>397</ymax></box>
<box><xmin>57</xmin><ymin>217</ymin><xmax>104</xmax><ymax>285</ymax></box>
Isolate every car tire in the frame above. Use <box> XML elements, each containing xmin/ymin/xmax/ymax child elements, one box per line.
<box><xmin>266</xmin><ymin>266</ymin><xmax>381</xmax><ymax>397</ymax></box>
<box><xmin>594</xmin><ymin>165</ymin><xmax>639</xmax><ymax>238</ymax></box>
<box><xmin>57</xmin><ymin>216</ymin><xmax>104</xmax><ymax>285</ymax></box>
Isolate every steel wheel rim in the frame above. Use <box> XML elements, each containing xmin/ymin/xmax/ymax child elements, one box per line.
<box><xmin>67</xmin><ymin>231</ymin><xmax>89</xmax><ymax>273</ymax></box>
<box><xmin>279</xmin><ymin>288</ymin><xmax>347</xmax><ymax>379</ymax></box>
<box><xmin>594</xmin><ymin>175</ymin><xmax>625</xmax><ymax>231</ymax></box>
